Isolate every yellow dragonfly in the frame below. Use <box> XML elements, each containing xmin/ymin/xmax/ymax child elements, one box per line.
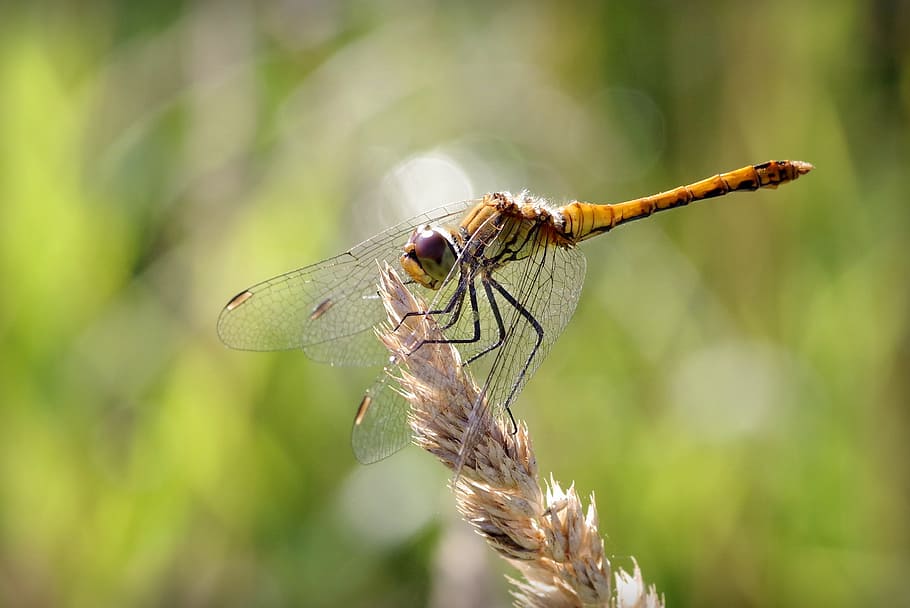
<box><xmin>219</xmin><ymin>160</ymin><xmax>813</xmax><ymax>464</ymax></box>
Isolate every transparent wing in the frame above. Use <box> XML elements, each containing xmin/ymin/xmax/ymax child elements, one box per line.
<box><xmin>473</xmin><ymin>238</ymin><xmax>587</xmax><ymax>421</ymax></box>
<box><xmin>350</xmin><ymin>375</ymin><xmax>413</xmax><ymax>464</ymax></box>
<box><xmin>217</xmin><ymin>199</ymin><xmax>477</xmax><ymax>366</ymax></box>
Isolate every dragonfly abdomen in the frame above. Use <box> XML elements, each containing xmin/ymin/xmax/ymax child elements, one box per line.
<box><xmin>559</xmin><ymin>159</ymin><xmax>813</xmax><ymax>242</ymax></box>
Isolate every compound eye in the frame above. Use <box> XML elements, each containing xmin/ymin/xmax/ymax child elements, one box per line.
<box><xmin>413</xmin><ymin>229</ymin><xmax>449</xmax><ymax>264</ymax></box>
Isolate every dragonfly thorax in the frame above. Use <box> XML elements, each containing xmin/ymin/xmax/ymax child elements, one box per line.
<box><xmin>400</xmin><ymin>225</ymin><xmax>459</xmax><ymax>290</ymax></box>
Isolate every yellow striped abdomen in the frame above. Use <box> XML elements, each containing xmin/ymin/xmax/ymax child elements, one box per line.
<box><xmin>560</xmin><ymin>159</ymin><xmax>814</xmax><ymax>242</ymax></box>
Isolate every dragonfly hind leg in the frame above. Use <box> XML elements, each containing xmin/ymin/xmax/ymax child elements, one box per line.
<box><xmin>486</xmin><ymin>275</ymin><xmax>545</xmax><ymax>408</ymax></box>
<box><xmin>463</xmin><ymin>277</ymin><xmax>507</xmax><ymax>365</ymax></box>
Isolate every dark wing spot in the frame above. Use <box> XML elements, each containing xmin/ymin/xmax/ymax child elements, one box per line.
<box><xmin>225</xmin><ymin>290</ymin><xmax>253</xmax><ymax>311</ymax></box>
<box><xmin>354</xmin><ymin>394</ymin><xmax>372</xmax><ymax>426</ymax></box>
<box><xmin>309</xmin><ymin>298</ymin><xmax>334</xmax><ymax>320</ymax></box>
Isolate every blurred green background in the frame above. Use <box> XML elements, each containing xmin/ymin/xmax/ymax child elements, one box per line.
<box><xmin>1</xmin><ymin>1</ymin><xmax>907</xmax><ymax>606</ymax></box>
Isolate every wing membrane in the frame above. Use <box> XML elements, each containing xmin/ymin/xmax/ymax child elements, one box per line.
<box><xmin>350</xmin><ymin>376</ymin><xmax>414</xmax><ymax>464</ymax></box>
<box><xmin>217</xmin><ymin>200</ymin><xmax>476</xmax><ymax>366</ymax></box>
<box><xmin>469</xmin><ymin>236</ymin><xmax>586</xmax><ymax>426</ymax></box>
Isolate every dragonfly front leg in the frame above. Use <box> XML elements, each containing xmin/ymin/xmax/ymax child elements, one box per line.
<box><xmin>416</xmin><ymin>279</ymin><xmax>486</xmax><ymax>348</ymax></box>
<box><xmin>395</xmin><ymin>273</ymin><xmax>468</xmax><ymax>333</ymax></box>
<box><xmin>398</xmin><ymin>274</ymin><xmax>485</xmax><ymax>356</ymax></box>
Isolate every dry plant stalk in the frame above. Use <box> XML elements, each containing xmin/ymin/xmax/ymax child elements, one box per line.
<box><xmin>377</xmin><ymin>265</ymin><xmax>664</xmax><ymax>608</ymax></box>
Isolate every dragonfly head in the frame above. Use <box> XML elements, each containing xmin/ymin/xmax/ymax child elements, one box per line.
<box><xmin>401</xmin><ymin>225</ymin><xmax>458</xmax><ymax>290</ymax></box>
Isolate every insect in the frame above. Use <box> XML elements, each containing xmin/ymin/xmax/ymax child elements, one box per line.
<box><xmin>219</xmin><ymin>160</ymin><xmax>813</xmax><ymax>463</ymax></box>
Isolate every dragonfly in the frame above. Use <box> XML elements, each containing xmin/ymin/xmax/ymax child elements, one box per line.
<box><xmin>218</xmin><ymin>160</ymin><xmax>813</xmax><ymax>464</ymax></box>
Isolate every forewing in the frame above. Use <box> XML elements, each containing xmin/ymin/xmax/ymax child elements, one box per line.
<box><xmin>217</xmin><ymin>200</ymin><xmax>476</xmax><ymax>366</ymax></box>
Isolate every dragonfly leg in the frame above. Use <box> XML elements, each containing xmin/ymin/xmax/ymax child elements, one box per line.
<box><xmin>505</xmin><ymin>405</ymin><xmax>518</xmax><ymax>435</ymax></box>
<box><xmin>416</xmin><ymin>279</ymin><xmax>483</xmax><ymax>348</ymax></box>
<box><xmin>487</xmin><ymin>276</ymin><xmax>545</xmax><ymax>408</ymax></box>
<box><xmin>462</xmin><ymin>277</ymin><xmax>507</xmax><ymax>365</ymax></box>
<box><xmin>395</xmin><ymin>274</ymin><xmax>467</xmax><ymax>333</ymax></box>
<box><xmin>435</xmin><ymin>280</ymin><xmax>469</xmax><ymax>332</ymax></box>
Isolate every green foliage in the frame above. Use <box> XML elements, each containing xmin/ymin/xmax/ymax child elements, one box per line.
<box><xmin>0</xmin><ymin>1</ymin><xmax>907</xmax><ymax>605</ymax></box>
